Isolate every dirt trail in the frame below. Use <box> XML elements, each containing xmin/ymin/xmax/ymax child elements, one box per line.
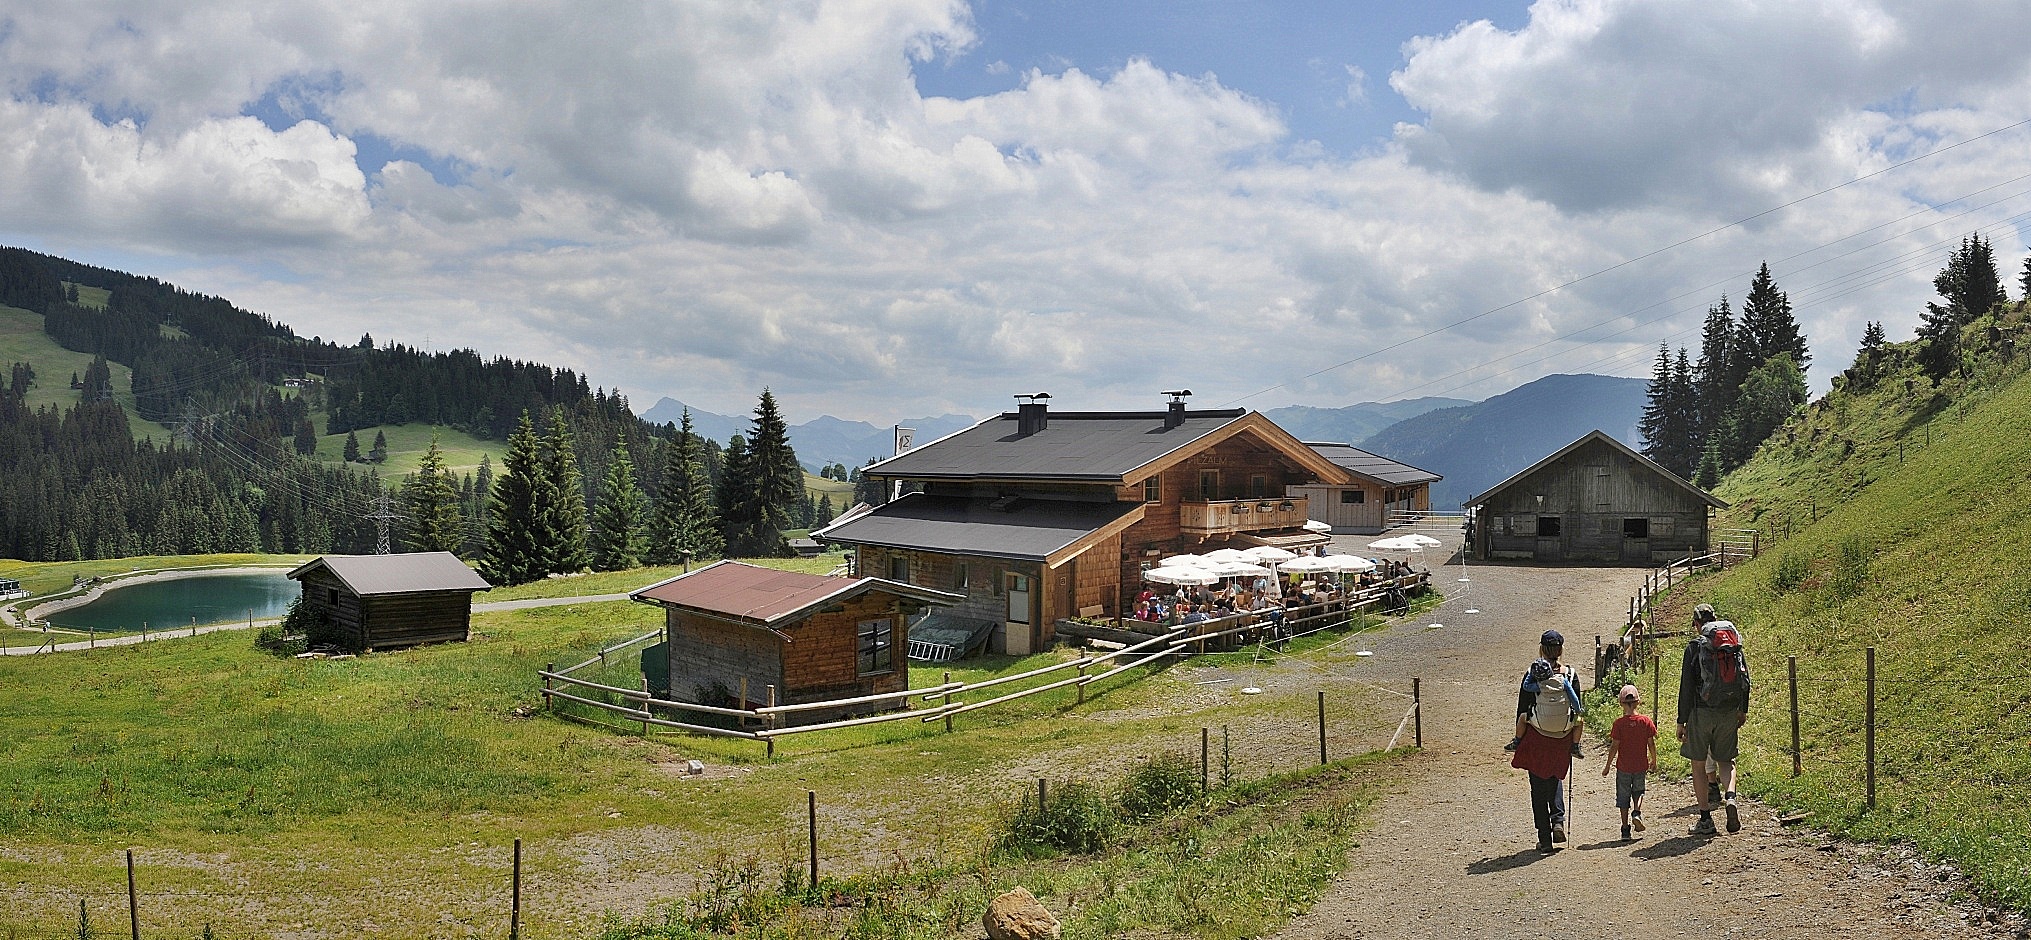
<box><xmin>1274</xmin><ymin>548</ymin><xmax>2024</xmax><ymax>939</ymax></box>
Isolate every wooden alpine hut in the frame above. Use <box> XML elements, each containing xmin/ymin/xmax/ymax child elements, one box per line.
<box><xmin>1465</xmin><ymin>430</ymin><xmax>1727</xmax><ymax>564</ymax></box>
<box><xmin>285</xmin><ymin>552</ymin><xmax>491</xmax><ymax>651</ymax></box>
<box><xmin>631</xmin><ymin>561</ymin><xmax>960</xmax><ymax>723</ymax></box>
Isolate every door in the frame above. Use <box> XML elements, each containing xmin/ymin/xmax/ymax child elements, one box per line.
<box><xmin>1004</xmin><ymin>573</ymin><xmax>1033</xmax><ymax>654</ymax></box>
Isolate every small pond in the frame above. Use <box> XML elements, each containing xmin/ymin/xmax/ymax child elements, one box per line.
<box><xmin>42</xmin><ymin>571</ymin><xmax>297</xmax><ymax>634</ymax></box>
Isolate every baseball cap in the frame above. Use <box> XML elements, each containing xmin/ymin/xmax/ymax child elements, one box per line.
<box><xmin>1694</xmin><ymin>603</ymin><xmax>1716</xmax><ymax>621</ymax></box>
<box><xmin>1539</xmin><ymin>629</ymin><xmax>1565</xmax><ymax>647</ymax></box>
<box><xmin>1619</xmin><ymin>684</ymin><xmax>1640</xmax><ymax>703</ymax></box>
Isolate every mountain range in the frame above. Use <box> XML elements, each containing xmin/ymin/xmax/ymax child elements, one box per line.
<box><xmin>642</xmin><ymin>374</ymin><xmax>1648</xmax><ymax>501</ymax></box>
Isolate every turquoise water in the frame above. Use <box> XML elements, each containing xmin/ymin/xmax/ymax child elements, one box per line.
<box><xmin>43</xmin><ymin>572</ymin><xmax>297</xmax><ymax>634</ymax></box>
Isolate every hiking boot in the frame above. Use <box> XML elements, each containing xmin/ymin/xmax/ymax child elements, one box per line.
<box><xmin>1689</xmin><ymin>814</ymin><xmax>1718</xmax><ymax>836</ymax></box>
<box><xmin>1724</xmin><ymin>799</ymin><xmax>1741</xmax><ymax>833</ymax></box>
<box><xmin>1621</xmin><ymin>823</ymin><xmax>1633</xmax><ymax>841</ymax></box>
<box><xmin>1550</xmin><ymin>824</ymin><xmax>1566</xmax><ymax>844</ymax></box>
<box><xmin>1569</xmin><ymin>741</ymin><xmax>1585</xmax><ymax>759</ymax></box>
<box><xmin>1631</xmin><ymin>811</ymin><xmax>1646</xmax><ymax>833</ymax></box>
<box><xmin>1503</xmin><ymin>737</ymin><xmax>1520</xmax><ymax>752</ymax></box>
<box><xmin>1537</xmin><ymin>835</ymin><xmax>1554</xmax><ymax>853</ymax></box>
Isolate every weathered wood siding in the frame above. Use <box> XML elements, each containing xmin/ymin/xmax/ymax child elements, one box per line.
<box><xmin>663</xmin><ymin>591</ymin><xmax>909</xmax><ymax>725</ymax></box>
<box><xmin>294</xmin><ymin>569</ymin><xmax>364</xmax><ymax>645</ymax></box>
<box><xmin>357</xmin><ymin>592</ymin><xmax>474</xmax><ymax>649</ymax></box>
<box><xmin>664</xmin><ymin>610</ymin><xmax>783</xmax><ymax>706</ymax></box>
<box><xmin>779</xmin><ymin>591</ymin><xmax>907</xmax><ymax>709</ymax></box>
<box><xmin>1473</xmin><ymin>437</ymin><xmax>1710</xmax><ymax>564</ymax></box>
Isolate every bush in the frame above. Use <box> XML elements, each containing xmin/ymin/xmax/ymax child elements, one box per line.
<box><xmin>994</xmin><ymin>780</ymin><xmax>1117</xmax><ymax>856</ymax></box>
<box><xmin>1118</xmin><ymin>754</ymin><xmax>1200</xmax><ymax>822</ymax></box>
<box><xmin>1828</xmin><ymin>535</ymin><xmax>1872</xmax><ymax>601</ymax></box>
<box><xmin>254</xmin><ymin>597</ymin><xmax>321</xmax><ymax>656</ymax></box>
<box><xmin>1771</xmin><ymin>550</ymin><xmax>1810</xmax><ymax>594</ymax></box>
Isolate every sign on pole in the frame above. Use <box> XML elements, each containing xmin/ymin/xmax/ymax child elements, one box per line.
<box><xmin>892</xmin><ymin>427</ymin><xmax>914</xmax><ymax>501</ymax></box>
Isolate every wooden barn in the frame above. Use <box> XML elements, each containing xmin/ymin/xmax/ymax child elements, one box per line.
<box><xmin>630</xmin><ymin>561</ymin><xmax>960</xmax><ymax>722</ymax></box>
<box><xmin>1287</xmin><ymin>443</ymin><xmax>1442</xmax><ymax>534</ymax></box>
<box><xmin>285</xmin><ymin>552</ymin><xmax>491</xmax><ymax>651</ymax></box>
<box><xmin>1465</xmin><ymin>430</ymin><xmax>1727</xmax><ymax>564</ymax></box>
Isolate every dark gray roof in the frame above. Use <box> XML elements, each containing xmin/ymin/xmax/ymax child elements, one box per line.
<box><xmin>287</xmin><ymin>552</ymin><xmax>491</xmax><ymax>596</ymax></box>
<box><xmin>813</xmin><ymin>493</ymin><xmax>1141</xmax><ymax>561</ymax></box>
<box><xmin>1305</xmin><ymin>443</ymin><xmax>1442</xmax><ymax>486</ymax></box>
<box><xmin>863</xmin><ymin>409</ymin><xmax>1248</xmax><ymax>481</ymax></box>
<box><xmin>1465</xmin><ymin>430</ymin><xmax>1728</xmax><ymax>509</ymax></box>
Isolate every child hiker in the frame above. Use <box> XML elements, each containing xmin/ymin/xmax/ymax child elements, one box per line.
<box><xmin>1600</xmin><ymin>683</ymin><xmax>1659</xmax><ymax>841</ymax></box>
<box><xmin>1506</xmin><ymin>629</ymin><xmax>1584</xmax><ymax>851</ymax></box>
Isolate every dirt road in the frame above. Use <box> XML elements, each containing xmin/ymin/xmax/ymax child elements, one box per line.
<box><xmin>1272</xmin><ymin>550</ymin><xmax>2023</xmax><ymax>939</ymax></box>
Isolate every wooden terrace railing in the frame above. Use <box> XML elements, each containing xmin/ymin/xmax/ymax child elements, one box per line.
<box><xmin>1179</xmin><ymin>496</ymin><xmax>1309</xmax><ymax>537</ymax></box>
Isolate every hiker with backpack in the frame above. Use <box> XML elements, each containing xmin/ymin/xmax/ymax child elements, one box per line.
<box><xmin>1506</xmin><ymin>629</ymin><xmax>1585</xmax><ymax>851</ymax></box>
<box><xmin>1678</xmin><ymin>603</ymin><xmax>1750</xmax><ymax>835</ymax></box>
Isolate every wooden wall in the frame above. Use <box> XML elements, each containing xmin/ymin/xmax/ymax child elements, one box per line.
<box><xmin>664</xmin><ymin>591</ymin><xmax>909</xmax><ymax>724</ymax></box>
<box><xmin>294</xmin><ymin>569</ymin><xmax>364</xmax><ymax>647</ymax></box>
<box><xmin>1473</xmin><ymin>438</ymin><xmax>1711</xmax><ymax>564</ymax></box>
<box><xmin>665</xmin><ymin>610</ymin><xmax>782</xmax><ymax>706</ymax></box>
<box><xmin>291</xmin><ymin>571</ymin><xmax>474</xmax><ymax>651</ymax></box>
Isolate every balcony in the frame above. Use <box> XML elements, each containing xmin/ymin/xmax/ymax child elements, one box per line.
<box><xmin>1179</xmin><ymin>496</ymin><xmax>1309</xmax><ymax>537</ymax></box>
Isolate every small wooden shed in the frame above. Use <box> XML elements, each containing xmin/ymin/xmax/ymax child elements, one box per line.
<box><xmin>1465</xmin><ymin>430</ymin><xmax>1727</xmax><ymax>564</ymax></box>
<box><xmin>630</xmin><ymin>561</ymin><xmax>959</xmax><ymax>723</ymax></box>
<box><xmin>286</xmin><ymin>552</ymin><xmax>491</xmax><ymax>651</ymax></box>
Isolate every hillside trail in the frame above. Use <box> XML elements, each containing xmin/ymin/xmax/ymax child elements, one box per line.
<box><xmin>1272</xmin><ymin>542</ymin><xmax>2019</xmax><ymax>939</ymax></box>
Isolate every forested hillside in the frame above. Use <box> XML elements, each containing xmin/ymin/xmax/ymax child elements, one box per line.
<box><xmin>0</xmin><ymin>247</ymin><xmax>845</xmax><ymax>570</ymax></box>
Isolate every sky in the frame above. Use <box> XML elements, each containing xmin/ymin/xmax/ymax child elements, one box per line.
<box><xmin>3</xmin><ymin>0</ymin><xmax>2031</xmax><ymax>425</ymax></box>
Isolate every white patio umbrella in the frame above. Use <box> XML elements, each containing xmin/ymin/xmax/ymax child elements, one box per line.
<box><xmin>1279</xmin><ymin>555</ymin><xmax>1337</xmax><ymax>573</ymax></box>
<box><xmin>1320</xmin><ymin>554</ymin><xmax>1377</xmax><ymax>574</ymax></box>
<box><xmin>1367</xmin><ymin>535</ymin><xmax>1426</xmax><ymax>553</ymax></box>
<box><xmin>1405</xmin><ymin>534</ymin><xmax>1444</xmax><ymax>548</ymax></box>
<box><xmin>1143</xmin><ymin>565</ymin><xmax>1221</xmax><ymax>586</ymax></box>
<box><xmin>1159</xmin><ymin>553</ymin><xmax>1210</xmax><ymax>567</ymax></box>
<box><xmin>1302</xmin><ymin>520</ymin><xmax>1333</xmax><ymax>533</ymax></box>
<box><xmin>1207</xmin><ymin>560</ymin><xmax>1273</xmax><ymax>577</ymax></box>
<box><xmin>1201</xmin><ymin>548</ymin><xmax>1255</xmax><ymax>563</ymax></box>
<box><xmin>1243</xmin><ymin>546</ymin><xmax>1299</xmax><ymax>563</ymax></box>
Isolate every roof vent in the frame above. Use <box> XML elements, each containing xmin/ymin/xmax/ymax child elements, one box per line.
<box><xmin>988</xmin><ymin>495</ymin><xmax>1021</xmax><ymax>512</ymax></box>
<box><xmin>1014</xmin><ymin>392</ymin><xmax>1051</xmax><ymax>436</ymax></box>
<box><xmin>1162</xmin><ymin>389</ymin><xmax>1192</xmax><ymax>429</ymax></box>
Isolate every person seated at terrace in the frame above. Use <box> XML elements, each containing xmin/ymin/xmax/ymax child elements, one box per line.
<box><xmin>1180</xmin><ymin>603</ymin><xmax>1210</xmax><ymax>625</ymax></box>
<box><xmin>1214</xmin><ymin>594</ymin><xmax>1236</xmax><ymax>614</ymax></box>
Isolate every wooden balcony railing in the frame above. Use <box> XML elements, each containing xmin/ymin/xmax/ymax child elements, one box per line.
<box><xmin>1179</xmin><ymin>496</ymin><xmax>1309</xmax><ymax>537</ymax></box>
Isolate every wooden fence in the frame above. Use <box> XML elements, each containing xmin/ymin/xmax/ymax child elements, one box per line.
<box><xmin>539</xmin><ymin>572</ymin><xmax>1431</xmax><ymax>754</ymax></box>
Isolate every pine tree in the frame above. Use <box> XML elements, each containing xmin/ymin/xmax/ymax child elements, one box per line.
<box><xmin>542</xmin><ymin>406</ymin><xmax>591</xmax><ymax>574</ymax></box>
<box><xmin>716</xmin><ymin>433</ymin><xmax>763</xmax><ymax>556</ymax></box>
<box><xmin>589</xmin><ymin>438</ymin><xmax>646</xmax><ymax>571</ymax></box>
<box><xmin>2019</xmin><ymin>254</ymin><xmax>2030</xmax><ymax>301</ymax></box>
<box><xmin>403</xmin><ymin>436</ymin><xmax>466</xmax><ymax>554</ymax></box>
<box><xmin>481</xmin><ymin>413</ymin><xmax>551</xmax><ymax>585</ymax></box>
<box><xmin>815</xmin><ymin>493</ymin><xmax>835</xmax><ymax>527</ymax></box>
<box><xmin>368</xmin><ymin>430</ymin><xmax>389</xmax><ymax>464</ymax></box>
<box><xmin>343</xmin><ymin>430</ymin><xmax>361</xmax><ymax>463</ymax></box>
<box><xmin>1852</xmin><ymin>321</ymin><xmax>1887</xmax><ymax>390</ymax></box>
<box><xmin>648</xmin><ymin>409</ymin><xmax>717</xmax><ymax>565</ymax></box>
<box><xmin>1693</xmin><ymin>297</ymin><xmax>1738</xmax><ymax>459</ymax></box>
<box><xmin>1639</xmin><ymin>344</ymin><xmax>1676</xmax><ymax>467</ymax></box>
<box><xmin>293</xmin><ymin>418</ymin><xmax>318</xmax><ymax>456</ymax></box>
<box><xmin>740</xmin><ymin>389</ymin><xmax>800</xmax><ymax>557</ymax></box>
<box><xmin>1917</xmin><ymin>233</ymin><xmax>2006</xmax><ymax>379</ymax></box>
<box><xmin>1693</xmin><ymin>441</ymin><xmax>1723</xmax><ymax>490</ymax></box>
<box><xmin>1737</xmin><ymin>263</ymin><xmax>1808</xmax><ymax>371</ymax></box>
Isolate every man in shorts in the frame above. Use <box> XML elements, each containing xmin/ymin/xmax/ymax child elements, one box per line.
<box><xmin>1677</xmin><ymin>603</ymin><xmax>1747</xmax><ymax>835</ymax></box>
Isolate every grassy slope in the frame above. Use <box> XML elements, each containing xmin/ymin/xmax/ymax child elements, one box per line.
<box><xmin>0</xmin><ymin>551</ymin><xmax>1409</xmax><ymax>936</ymax></box>
<box><xmin>1670</xmin><ymin>308</ymin><xmax>2031</xmax><ymax>908</ymax></box>
<box><xmin>0</xmin><ymin>303</ymin><xmax>162</xmax><ymax>442</ymax></box>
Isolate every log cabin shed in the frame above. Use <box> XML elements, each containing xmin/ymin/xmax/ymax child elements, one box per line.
<box><xmin>1465</xmin><ymin>430</ymin><xmax>1727</xmax><ymax>564</ymax></box>
<box><xmin>285</xmin><ymin>552</ymin><xmax>491</xmax><ymax>651</ymax></box>
<box><xmin>630</xmin><ymin>561</ymin><xmax>960</xmax><ymax>722</ymax></box>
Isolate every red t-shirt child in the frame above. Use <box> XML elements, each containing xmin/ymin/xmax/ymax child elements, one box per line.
<box><xmin>1610</xmin><ymin>713</ymin><xmax>1658</xmax><ymax>772</ymax></box>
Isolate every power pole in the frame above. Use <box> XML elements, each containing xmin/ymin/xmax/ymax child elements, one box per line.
<box><xmin>367</xmin><ymin>494</ymin><xmax>400</xmax><ymax>555</ymax></box>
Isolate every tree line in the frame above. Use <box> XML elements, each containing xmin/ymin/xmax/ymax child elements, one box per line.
<box><xmin>1643</xmin><ymin>238</ymin><xmax>2031</xmax><ymax>485</ymax></box>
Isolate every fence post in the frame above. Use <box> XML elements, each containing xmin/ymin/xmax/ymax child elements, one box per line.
<box><xmin>191</xmin><ymin>616</ymin><xmax>197</xmax><ymax>638</ymax></box>
<box><xmin>1317</xmin><ymin>690</ymin><xmax>1327</xmax><ymax>766</ymax></box>
<box><xmin>126</xmin><ymin>848</ymin><xmax>139</xmax><ymax>940</ymax></box>
<box><xmin>1201</xmin><ymin>727</ymin><xmax>1209</xmax><ymax>792</ymax></box>
<box><xmin>1778</xmin><ymin>654</ymin><xmax>1798</xmax><ymax>780</ymax></box>
<box><xmin>1865</xmin><ymin>646</ymin><xmax>1876</xmax><ymax>812</ymax></box>
<box><xmin>511</xmin><ymin>837</ymin><xmax>522</xmax><ymax>940</ymax></box>
<box><xmin>1650</xmin><ymin>655</ymin><xmax>1660</xmax><ymax>723</ymax></box>
<box><xmin>807</xmin><ymin>791</ymin><xmax>819</xmax><ymax>889</ymax></box>
<box><xmin>1413</xmin><ymin>677</ymin><xmax>1422</xmax><ymax>748</ymax></box>
<box><xmin>767</xmin><ymin>686</ymin><xmax>778</xmax><ymax>760</ymax></box>
<box><xmin>740</xmin><ymin>677</ymin><xmax>749</xmax><ymax>725</ymax></box>
<box><xmin>1076</xmin><ymin>653</ymin><xmax>1089</xmax><ymax>705</ymax></box>
<box><xmin>1593</xmin><ymin>635</ymin><xmax>1603</xmax><ymax>689</ymax></box>
<box><xmin>941</xmin><ymin>670</ymin><xmax>954</xmax><ymax>732</ymax></box>
<box><xmin>543</xmin><ymin>663</ymin><xmax>554</xmax><ymax>710</ymax></box>
<box><xmin>141</xmin><ymin>620</ymin><xmax>147</xmax><ymax>642</ymax></box>
<box><xmin>1038</xmin><ymin>778</ymin><xmax>1047</xmax><ymax>810</ymax></box>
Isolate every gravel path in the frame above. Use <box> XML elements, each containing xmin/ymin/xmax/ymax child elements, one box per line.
<box><xmin>1272</xmin><ymin>545</ymin><xmax>2024</xmax><ymax>939</ymax></box>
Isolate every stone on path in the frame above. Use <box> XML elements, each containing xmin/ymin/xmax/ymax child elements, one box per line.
<box><xmin>984</xmin><ymin>887</ymin><xmax>1061</xmax><ymax>940</ymax></box>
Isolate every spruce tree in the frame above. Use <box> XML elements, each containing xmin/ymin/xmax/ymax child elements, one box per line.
<box><xmin>1853</xmin><ymin>321</ymin><xmax>1887</xmax><ymax>389</ymax></box>
<box><xmin>716</xmin><ymin>433</ymin><xmax>763</xmax><ymax>556</ymax></box>
<box><xmin>343</xmin><ymin>430</ymin><xmax>361</xmax><ymax>463</ymax></box>
<box><xmin>1693</xmin><ymin>297</ymin><xmax>1737</xmax><ymax>458</ymax></box>
<box><xmin>1917</xmin><ymin>233</ymin><xmax>2005</xmax><ymax>379</ymax></box>
<box><xmin>1639</xmin><ymin>344</ymin><xmax>1676</xmax><ymax>467</ymax></box>
<box><xmin>293</xmin><ymin>418</ymin><xmax>317</xmax><ymax>456</ymax></box>
<box><xmin>815</xmin><ymin>493</ymin><xmax>834</xmax><ymax>527</ymax></box>
<box><xmin>542</xmin><ymin>406</ymin><xmax>592</xmax><ymax>574</ymax></box>
<box><xmin>482</xmin><ymin>412</ymin><xmax>550</xmax><ymax>585</ymax></box>
<box><xmin>1693</xmin><ymin>441</ymin><xmax>1723</xmax><ymax>490</ymax></box>
<box><xmin>649</xmin><ymin>409</ymin><xmax>722</xmax><ymax>564</ymax></box>
<box><xmin>742</xmin><ymin>389</ymin><xmax>800</xmax><ymax>557</ymax></box>
<box><xmin>2019</xmin><ymin>254</ymin><xmax>2030</xmax><ymax>301</ymax></box>
<box><xmin>1738</xmin><ymin>263</ymin><xmax>1808</xmax><ymax>370</ymax></box>
<box><xmin>403</xmin><ymin>436</ymin><xmax>466</xmax><ymax>554</ymax></box>
<box><xmin>590</xmin><ymin>438</ymin><xmax>646</xmax><ymax>571</ymax></box>
<box><xmin>369</xmin><ymin>430</ymin><xmax>389</xmax><ymax>464</ymax></box>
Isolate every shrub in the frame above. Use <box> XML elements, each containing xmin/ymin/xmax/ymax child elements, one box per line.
<box><xmin>1118</xmin><ymin>753</ymin><xmax>1200</xmax><ymax>822</ymax></box>
<box><xmin>1827</xmin><ymin>535</ymin><xmax>1872</xmax><ymax>601</ymax></box>
<box><xmin>993</xmin><ymin>780</ymin><xmax>1117</xmax><ymax>856</ymax></box>
<box><xmin>1771</xmin><ymin>550</ymin><xmax>1810</xmax><ymax>594</ymax></box>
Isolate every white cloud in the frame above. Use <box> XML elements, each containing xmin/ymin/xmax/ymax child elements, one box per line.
<box><xmin>1</xmin><ymin>0</ymin><xmax>2028</xmax><ymax>424</ymax></box>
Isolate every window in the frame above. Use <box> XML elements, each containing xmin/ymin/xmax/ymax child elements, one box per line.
<box><xmin>1143</xmin><ymin>476</ymin><xmax>1161</xmax><ymax>503</ymax></box>
<box><xmin>1623</xmin><ymin>518</ymin><xmax>1650</xmax><ymax>539</ymax></box>
<box><xmin>326</xmin><ymin>587</ymin><xmax>340</xmax><ymax>605</ymax></box>
<box><xmin>1536</xmin><ymin>516</ymin><xmax>1562</xmax><ymax>537</ymax></box>
<box><xmin>888</xmin><ymin>556</ymin><xmax>909</xmax><ymax>583</ymax></box>
<box><xmin>954</xmin><ymin>563</ymin><xmax>969</xmax><ymax>589</ymax></box>
<box><xmin>1249</xmin><ymin>474</ymin><xmax>1267</xmax><ymax>498</ymax></box>
<box><xmin>1340</xmin><ymin>490</ymin><xmax>1366</xmax><ymax>504</ymax></box>
<box><xmin>1198</xmin><ymin>470</ymin><xmax>1219</xmax><ymax>500</ymax></box>
<box><xmin>857</xmin><ymin>619</ymin><xmax>894</xmax><ymax>674</ymax></box>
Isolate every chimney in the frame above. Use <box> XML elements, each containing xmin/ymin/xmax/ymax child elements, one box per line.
<box><xmin>1015</xmin><ymin>392</ymin><xmax>1052</xmax><ymax>436</ymax></box>
<box><xmin>1162</xmin><ymin>389</ymin><xmax>1192</xmax><ymax>429</ymax></box>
